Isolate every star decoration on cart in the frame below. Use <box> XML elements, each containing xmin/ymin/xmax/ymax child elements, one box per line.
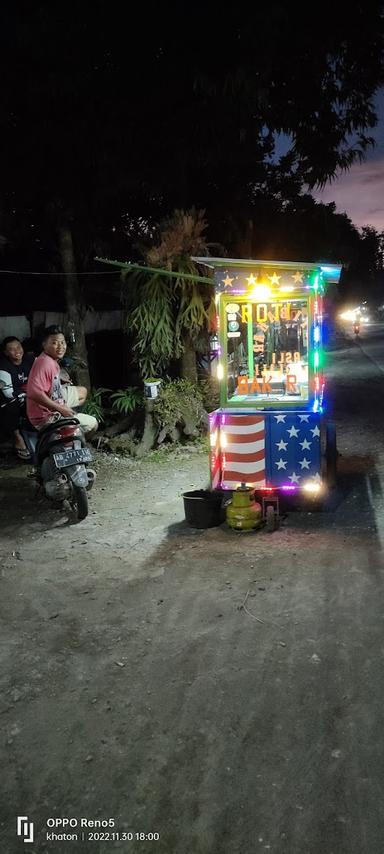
<box><xmin>246</xmin><ymin>273</ymin><xmax>258</xmax><ymax>287</ymax></box>
<box><xmin>287</xmin><ymin>425</ymin><xmax>299</xmax><ymax>438</ymax></box>
<box><xmin>288</xmin><ymin>472</ymin><xmax>301</xmax><ymax>484</ymax></box>
<box><xmin>222</xmin><ymin>275</ymin><xmax>234</xmax><ymax>288</ymax></box>
<box><xmin>300</xmin><ymin>439</ymin><xmax>311</xmax><ymax>450</ymax></box>
<box><xmin>268</xmin><ymin>272</ymin><xmax>281</xmax><ymax>285</ymax></box>
<box><xmin>276</xmin><ymin>439</ymin><xmax>288</xmax><ymax>451</ymax></box>
<box><xmin>299</xmin><ymin>458</ymin><xmax>310</xmax><ymax>469</ymax></box>
<box><xmin>292</xmin><ymin>271</ymin><xmax>304</xmax><ymax>283</ymax></box>
<box><xmin>276</xmin><ymin>458</ymin><xmax>287</xmax><ymax>470</ymax></box>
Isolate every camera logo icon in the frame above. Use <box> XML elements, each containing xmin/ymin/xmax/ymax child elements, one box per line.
<box><xmin>17</xmin><ymin>816</ymin><xmax>34</xmax><ymax>843</ymax></box>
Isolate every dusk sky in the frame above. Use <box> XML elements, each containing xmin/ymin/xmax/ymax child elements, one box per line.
<box><xmin>313</xmin><ymin>90</ymin><xmax>384</xmax><ymax>232</ymax></box>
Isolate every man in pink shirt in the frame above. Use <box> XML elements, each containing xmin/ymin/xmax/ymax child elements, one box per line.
<box><xmin>27</xmin><ymin>326</ymin><xmax>97</xmax><ymax>434</ymax></box>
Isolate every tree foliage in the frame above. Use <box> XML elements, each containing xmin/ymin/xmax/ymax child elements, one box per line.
<box><xmin>1</xmin><ymin>2</ymin><xmax>384</xmax><ymax>221</ymax></box>
<box><xmin>0</xmin><ymin>1</ymin><xmax>384</xmax><ymax>322</ymax></box>
<box><xmin>123</xmin><ymin>210</ymin><xmax>215</xmax><ymax>377</ymax></box>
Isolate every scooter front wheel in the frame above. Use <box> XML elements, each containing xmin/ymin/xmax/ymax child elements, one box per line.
<box><xmin>71</xmin><ymin>485</ymin><xmax>88</xmax><ymax>521</ymax></box>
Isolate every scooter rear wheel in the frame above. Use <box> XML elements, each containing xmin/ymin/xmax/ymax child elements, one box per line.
<box><xmin>71</xmin><ymin>485</ymin><xmax>88</xmax><ymax>521</ymax></box>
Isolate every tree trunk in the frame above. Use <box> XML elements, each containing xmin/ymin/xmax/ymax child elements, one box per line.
<box><xmin>134</xmin><ymin>398</ymin><xmax>158</xmax><ymax>457</ymax></box>
<box><xmin>58</xmin><ymin>224</ymin><xmax>91</xmax><ymax>390</ymax></box>
<box><xmin>180</xmin><ymin>330</ymin><xmax>197</xmax><ymax>382</ymax></box>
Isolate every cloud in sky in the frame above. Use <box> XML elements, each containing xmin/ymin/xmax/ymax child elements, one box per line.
<box><xmin>313</xmin><ymin>157</ymin><xmax>384</xmax><ymax>232</ymax></box>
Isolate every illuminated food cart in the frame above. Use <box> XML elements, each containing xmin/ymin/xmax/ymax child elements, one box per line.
<box><xmin>193</xmin><ymin>257</ymin><xmax>342</xmax><ymax>509</ymax></box>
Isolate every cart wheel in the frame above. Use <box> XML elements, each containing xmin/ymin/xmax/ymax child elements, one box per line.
<box><xmin>325</xmin><ymin>421</ymin><xmax>337</xmax><ymax>488</ymax></box>
<box><xmin>266</xmin><ymin>505</ymin><xmax>276</xmax><ymax>532</ymax></box>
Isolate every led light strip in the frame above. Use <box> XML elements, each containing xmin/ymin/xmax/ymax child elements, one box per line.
<box><xmin>311</xmin><ymin>273</ymin><xmax>324</xmax><ymax>413</ymax></box>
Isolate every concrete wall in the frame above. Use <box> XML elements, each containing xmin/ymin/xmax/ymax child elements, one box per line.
<box><xmin>0</xmin><ymin>311</ymin><xmax>123</xmax><ymax>342</ymax></box>
<box><xmin>0</xmin><ymin>316</ymin><xmax>31</xmax><ymax>342</ymax></box>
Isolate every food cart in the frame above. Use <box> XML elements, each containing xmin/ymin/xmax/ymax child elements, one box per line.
<box><xmin>193</xmin><ymin>257</ymin><xmax>342</xmax><ymax>525</ymax></box>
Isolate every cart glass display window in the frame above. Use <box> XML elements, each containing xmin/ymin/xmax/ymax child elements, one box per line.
<box><xmin>225</xmin><ymin>297</ymin><xmax>309</xmax><ymax>404</ymax></box>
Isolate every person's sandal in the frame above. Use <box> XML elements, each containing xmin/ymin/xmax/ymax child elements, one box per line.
<box><xmin>15</xmin><ymin>447</ymin><xmax>32</xmax><ymax>461</ymax></box>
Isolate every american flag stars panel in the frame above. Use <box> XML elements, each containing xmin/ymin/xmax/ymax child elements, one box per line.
<box><xmin>266</xmin><ymin>413</ymin><xmax>321</xmax><ymax>486</ymax></box>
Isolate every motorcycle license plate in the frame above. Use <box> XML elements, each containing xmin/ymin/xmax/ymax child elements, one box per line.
<box><xmin>53</xmin><ymin>448</ymin><xmax>92</xmax><ymax>468</ymax></box>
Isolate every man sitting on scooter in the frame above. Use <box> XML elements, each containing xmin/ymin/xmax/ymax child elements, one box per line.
<box><xmin>26</xmin><ymin>326</ymin><xmax>98</xmax><ymax>435</ymax></box>
<box><xmin>0</xmin><ymin>336</ymin><xmax>35</xmax><ymax>459</ymax></box>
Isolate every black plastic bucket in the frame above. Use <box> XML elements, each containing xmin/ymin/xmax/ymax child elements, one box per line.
<box><xmin>183</xmin><ymin>490</ymin><xmax>223</xmax><ymax>528</ymax></box>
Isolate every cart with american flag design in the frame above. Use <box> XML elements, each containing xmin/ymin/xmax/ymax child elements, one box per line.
<box><xmin>193</xmin><ymin>257</ymin><xmax>342</xmax><ymax>524</ymax></box>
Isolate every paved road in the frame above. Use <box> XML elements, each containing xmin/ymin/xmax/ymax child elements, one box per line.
<box><xmin>343</xmin><ymin>320</ymin><xmax>384</xmax><ymax>375</ymax></box>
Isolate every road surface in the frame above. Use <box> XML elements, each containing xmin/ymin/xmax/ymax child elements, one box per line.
<box><xmin>1</xmin><ymin>325</ymin><xmax>384</xmax><ymax>853</ymax></box>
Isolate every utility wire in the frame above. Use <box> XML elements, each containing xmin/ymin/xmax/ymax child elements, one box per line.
<box><xmin>0</xmin><ymin>269</ymin><xmax>122</xmax><ymax>275</ymax></box>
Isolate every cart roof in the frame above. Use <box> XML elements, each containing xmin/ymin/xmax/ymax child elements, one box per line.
<box><xmin>192</xmin><ymin>257</ymin><xmax>342</xmax><ymax>284</ymax></box>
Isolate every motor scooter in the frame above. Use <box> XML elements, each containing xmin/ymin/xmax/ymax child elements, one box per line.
<box><xmin>22</xmin><ymin>415</ymin><xmax>95</xmax><ymax>521</ymax></box>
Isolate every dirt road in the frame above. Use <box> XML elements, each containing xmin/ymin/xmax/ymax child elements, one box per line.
<box><xmin>2</xmin><ymin>327</ymin><xmax>384</xmax><ymax>853</ymax></box>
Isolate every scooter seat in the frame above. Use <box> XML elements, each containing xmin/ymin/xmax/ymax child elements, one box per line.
<box><xmin>38</xmin><ymin>416</ymin><xmax>81</xmax><ymax>436</ymax></box>
<box><xmin>35</xmin><ymin>417</ymin><xmax>82</xmax><ymax>457</ymax></box>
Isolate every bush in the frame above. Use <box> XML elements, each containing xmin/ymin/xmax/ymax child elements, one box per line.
<box><xmin>82</xmin><ymin>387</ymin><xmax>110</xmax><ymax>422</ymax></box>
<box><xmin>152</xmin><ymin>379</ymin><xmax>206</xmax><ymax>442</ymax></box>
<box><xmin>199</xmin><ymin>376</ymin><xmax>220</xmax><ymax>412</ymax></box>
<box><xmin>110</xmin><ymin>387</ymin><xmax>144</xmax><ymax>415</ymax></box>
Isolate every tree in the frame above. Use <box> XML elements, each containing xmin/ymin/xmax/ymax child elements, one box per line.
<box><xmin>1</xmin><ymin>2</ymin><xmax>383</xmax><ymax>217</ymax></box>
<box><xmin>0</xmin><ymin>0</ymin><xmax>383</xmax><ymax>356</ymax></box>
<box><xmin>123</xmin><ymin>210</ymin><xmax>216</xmax><ymax>382</ymax></box>
<box><xmin>58</xmin><ymin>224</ymin><xmax>91</xmax><ymax>389</ymax></box>
<box><xmin>358</xmin><ymin>226</ymin><xmax>384</xmax><ymax>275</ymax></box>
<box><xmin>342</xmin><ymin>225</ymin><xmax>384</xmax><ymax>303</ymax></box>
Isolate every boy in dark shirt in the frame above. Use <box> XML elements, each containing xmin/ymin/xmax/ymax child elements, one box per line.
<box><xmin>0</xmin><ymin>337</ymin><xmax>35</xmax><ymax>459</ymax></box>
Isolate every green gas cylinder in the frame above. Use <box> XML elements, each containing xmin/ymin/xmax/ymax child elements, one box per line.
<box><xmin>226</xmin><ymin>485</ymin><xmax>262</xmax><ymax>531</ymax></box>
